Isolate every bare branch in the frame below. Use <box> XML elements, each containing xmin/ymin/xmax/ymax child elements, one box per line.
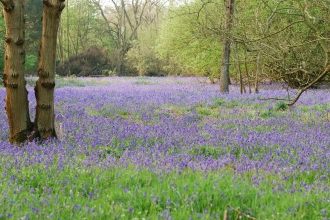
<box><xmin>227</xmin><ymin>205</ymin><xmax>258</xmax><ymax>220</ymax></box>
<box><xmin>92</xmin><ymin>0</ymin><xmax>116</xmax><ymax>42</ymax></box>
<box><xmin>288</xmin><ymin>65</ymin><xmax>330</xmax><ymax>106</ymax></box>
<box><xmin>244</xmin><ymin>20</ymin><xmax>305</xmax><ymax>43</ymax></box>
<box><xmin>259</xmin><ymin>97</ymin><xmax>291</xmax><ymax>101</ymax></box>
<box><xmin>196</xmin><ymin>0</ymin><xmax>212</xmax><ymax>20</ymax></box>
<box><xmin>265</xmin><ymin>0</ymin><xmax>284</xmax><ymax>29</ymax></box>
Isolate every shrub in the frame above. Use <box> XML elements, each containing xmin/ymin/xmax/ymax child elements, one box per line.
<box><xmin>56</xmin><ymin>45</ymin><xmax>112</xmax><ymax>77</ymax></box>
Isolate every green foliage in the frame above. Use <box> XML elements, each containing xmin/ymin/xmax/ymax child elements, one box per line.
<box><xmin>59</xmin><ymin>0</ymin><xmax>111</xmax><ymax>62</ymax></box>
<box><xmin>24</xmin><ymin>0</ymin><xmax>42</xmax><ymax>59</ymax></box>
<box><xmin>154</xmin><ymin>0</ymin><xmax>330</xmax><ymax>86</ymax></box>
<box><xmin>259</xmin><ymin>109</ymin><xmax>274</xmax><ymax>119</ymax></box>
<box><xmin>1</xmin><ymin>0</ymin><xmax>327</xmax><ymax>85</ymax></box>
<box><xmin>24</xmin><ymin>54</ymin><xmax>38</xmax><ymax>71</ymax></box>
<box><xmin>276</xmin><ymin>102</ymin><xmax>288</xmax><ymax>111</ymax></box>
<box><xmin>156</xmin><ymin>1</ymin><xmax>223</xmax><ymax>77</ymax></box>
<box><xmin>125</xmin><ymin>37</ymin><xmax>165</xmax><ymax>76</ymax></box>
<box><xmin>237</xmin><ymin>0</ymin><xmax>330</xmax><ymax>87</ymax></box>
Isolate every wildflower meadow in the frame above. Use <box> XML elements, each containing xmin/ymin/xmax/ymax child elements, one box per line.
<box><xmin>0</xmin><ymin>77</ymin><xmax>329</xmax><ymax>219</ymax></box>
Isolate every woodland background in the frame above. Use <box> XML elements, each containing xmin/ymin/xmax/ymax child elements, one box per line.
<box><xmin>1</xmin><ymin>0</ymin><xmax>330</xmax><ymax>89</ymax></box>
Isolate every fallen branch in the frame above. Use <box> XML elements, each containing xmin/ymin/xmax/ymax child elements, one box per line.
<box><xmin>223</xmin><ymin>210</ymin><xmax>228</xmax><ymax>220</ymax></box>
<box><xmin>259</xmin><ymin>97</ymin><xmax>292</xmax><ymax>101</ymax></box>
<box><xmin>226</xmin><ymin>204</ymin><xmax>258</xmax><ymax>220</ymax></box>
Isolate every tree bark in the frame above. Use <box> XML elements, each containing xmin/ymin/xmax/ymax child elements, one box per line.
<box><xmin>255</xmin><ymin>53</ymin><xmax>261</xmax><ymax>93</ymax></box>
<box><xmin>1</xmin><ymin>0</ymin><xmax>33</xmax><ymax>144</ymax></box>
<box><xmin>66</xmin><ymin>0</ymin><xmax>70</xmax><ymax>76</ymax></box>
<box><xmin>243</xmin><ymin>50</ymin><xmax>251</xmax><ymax>93</ymax></box>
<box><xmin>237</xmin><ymin>60</ymin><xmax>245</xmax><ymax>94</ymax></box>
<box><xmin>34</xmin><ymin>0</ymin><xmax>64</xmax><ymax>140</ymax></box>
<box><xmin>220</xmin><ymin>0</ymin><xmax>235</xmax><ymax>93</ymax></box>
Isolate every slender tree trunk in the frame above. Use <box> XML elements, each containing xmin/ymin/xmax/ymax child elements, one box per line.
<box><xmin>243</xmin><ymin>50</ymin><xmax>251</xmax><ymax>93</ymax></box>
<box><xmin>233</xmin><ymin>44</ymin><xmax>244</xmax><ymax>94</ymax></box>
<box><xmin>57</xmin><ymin>21</ymin><xmax>64</xmax><ymax>64</ymax></box>
<box><xmin>34</xmin><ymin>0</ymin><xmax>64</xmax><ymax>140</ymax></box>
<box><xmin>117</xmin><ymin>42</ymin><xmax>122</xmax><ymax>75</ymax></box>
<box><xmin>66</xmin><ymin>0</ymin><xmax>70</xmax><ymax>76</ymax></box>
<box><xmin>220</xmin><ymin>0</ymin><xmax>235</xmax><ymax>93</ymax></box>
<box><xmin>74</xmin><ymin>2</ymin><xmax>81</xmax><ymax>56</ymax></box>
<box><xmin>255</xmin><ymin>53</ymin><xmax>261</xmax><ymax>93</ymax></box>
<box><xmin>237</xmin><ymin>60</ymin><xmax>245</xmax><ymax>94</ymax></box>
<box><xmin>1</xmin><ymin>0</ymin><xmax>33</xmax><ymax>144</ymax></box>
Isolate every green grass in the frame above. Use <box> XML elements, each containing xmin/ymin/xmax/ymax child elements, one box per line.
<box><xmin>189</xmin><ymin>145</ymin><xmax>224</xmax><ymax>159</ymax></box>
<box><xmin>134</xmin><ymin>76</ymin><xmax>153</xmax><ymax>85</ymax></box>
<box><xmin>196</xmin><ymin>107</ymin><xmax>214</xmax><ymax>116</ymax></box>
<box><xmin>88</xmin><ymin>106</ymin><xmax>138</xmax><ymax>121</ymax></box>
<box><xmin>134</xmin><ymin>81</ymin><xmax>151</xmax><ymax>85</ymax></box>
<box><xmin>1</xmin><ymin>164</ymin><xmax>328</xmax><ymax>219</ymax></box>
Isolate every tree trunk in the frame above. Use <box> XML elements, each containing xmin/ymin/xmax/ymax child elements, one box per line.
<box><xmin>57</xmin><ymin>21</ymin><xmax>64</xmax><ymax>64</ymax></box>
<box><xmin>237</xmin><ymin>60</ymin><xmax>245</xmax><ymax>94</ymax></box>
<box><xmin>1</xmin><ymin>0</ymin><xmax>33</xmax><ymax>144</ymax></box>
<box><xmin>255</xmin><ymin>53</ymin><xmax>261</xmax><ymax>93</ymax></box>
<box><xmin>220</xmin><ymin>0</ymin><xmax>235</xmax><ymax>93</ymax></box>
<box><xmin>66</xmin><ymin>0</ymin><xmax>70</xmax><ymax>76</ymax></box>
<box><xmin>220</xmin><ymin>40</ymin><xmax>230</xmax><ymax>93</ymax></box>
<box><xmin>34</xmin><ymin>0</ymin><xmax>64</xmax><ymax>140</ymax></box>
<box><xmin>243</xmin><ymin>50</ymin><xmax>251</xmax><ymax>93</ymax></box>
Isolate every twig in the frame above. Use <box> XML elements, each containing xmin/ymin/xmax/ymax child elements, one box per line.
<box><xmin>259</xmin><ymin>97</ymin><xmax>291</xmax><ymax>101</ymax></box>
<box><xmin>227</xmin><ymin>204</ymin><xmax>258</xmax><ymax>220</ymax></box>
<box><xmin>223</xmin><ymin>210</ymin><xmax>228</xmax><ymax>220</ymax></box>
<box><xmin>243</xmin><ymin>20</ymin><xmax>304</xmax><ymax>43</ymax></box>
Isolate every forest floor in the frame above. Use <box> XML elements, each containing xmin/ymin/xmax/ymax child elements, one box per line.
<box><xmin>0</xmin><ymin>77</ymin><xmax>329</xmax><ymax>219</ymax></box>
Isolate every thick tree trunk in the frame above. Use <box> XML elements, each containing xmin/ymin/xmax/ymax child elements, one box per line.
<box><xmin>34</xmin><ymin>0</ymin><xmax>64</xmax><ymax>140</ymax></box>
<box><xmin>1</xmin><ymin>0</ymin><xmax>33</xmax><ymax>144</ymax></box>
<box><xmin>220</xmin><ymin>0</ymin><xmax>235</xmax><ymax>93</ymax></box>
